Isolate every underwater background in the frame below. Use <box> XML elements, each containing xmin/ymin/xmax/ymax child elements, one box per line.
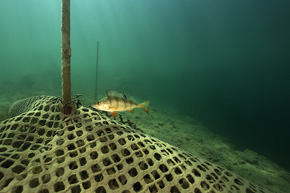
<box><xmin>0</xmin><ymin>0</ymin><xmax>289</xmax><ymax>173</ymax></box>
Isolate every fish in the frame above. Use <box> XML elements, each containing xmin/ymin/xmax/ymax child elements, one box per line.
<box><xmin>92</xmin><ymin>89</ymin><xmax>150</xmax><ymax>117</ymax></box>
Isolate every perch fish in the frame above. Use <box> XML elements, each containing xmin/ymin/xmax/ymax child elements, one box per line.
<box><xmin>92</xmin><ymin>89</ymin><xmax>150</xmax><ymax>117</ymax></box>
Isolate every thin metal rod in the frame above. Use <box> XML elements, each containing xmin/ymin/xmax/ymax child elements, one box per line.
<box><xmin>95</xmin><ymin>41</ymin><xmax>99</xmax><ymax>100</ymax></box>
<box><xmin>61</xmin><ymin>0</ymin><xmax>72</xmax><ymax>114</ymax></box>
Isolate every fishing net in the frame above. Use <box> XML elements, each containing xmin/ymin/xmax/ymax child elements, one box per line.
<box><xmin>0</xmin><ymin>96</ymin><xmax>269</xmax><ymax>193</ymax></box>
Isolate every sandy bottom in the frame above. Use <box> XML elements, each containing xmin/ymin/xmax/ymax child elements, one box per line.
<box><xmin>111</xmin><ymin>106</ymin><xmax>290</xmax><ymax>193</ymax></box>
<box><xmin>1</xmin><ymin>95</ymin><xmax>290</xmax><ymax>192</ymax></box>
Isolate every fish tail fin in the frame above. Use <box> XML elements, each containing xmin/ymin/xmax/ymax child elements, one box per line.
<box><xmin>141</xmin><ymin>100</ymin><xmax>150</xmax><ymax>113</ymax></box>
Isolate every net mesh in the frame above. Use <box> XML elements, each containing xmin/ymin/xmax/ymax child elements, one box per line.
<box><xmin>0</xmin><ymin>96</ymin><xmax>269</xmax><ymax>193</ymax></box>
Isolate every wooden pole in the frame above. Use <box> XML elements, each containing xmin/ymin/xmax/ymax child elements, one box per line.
<box><xmin>61</xmin><ymin>0</ymin><xmax>72</xmax><ymax>114</ymax></box>
<box><xmin>95</xmin><ymin>41</ymin><xmax>99</xmax><ymax>100</ymax></box>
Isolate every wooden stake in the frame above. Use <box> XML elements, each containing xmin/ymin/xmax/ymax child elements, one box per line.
<box><xmin>61</xmin><ymin>0</ymin><xmax>72</xmax><ymax>114</ymax></box>
<box><xmin>95</xmin><ymin>41</ymin><xmax>99</xmax><ymax>100</ymax></box>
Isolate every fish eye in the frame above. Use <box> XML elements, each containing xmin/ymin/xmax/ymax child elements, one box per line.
<box><xmin>97</xmin><ymin>102</ymin><xmax>100</xmax><ymax>105</ymax></box>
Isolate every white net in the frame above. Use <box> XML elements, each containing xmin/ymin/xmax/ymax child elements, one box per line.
<box><xmin>0</xmin><ymin>96</ymin><xmax>269</xmax><ymax>193</ymax></box>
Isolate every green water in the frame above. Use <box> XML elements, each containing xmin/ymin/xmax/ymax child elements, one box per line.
<box><xmin>0</xmin><ymin>0</ymin><xmax>290</xmax><ymax>171</ymax></box>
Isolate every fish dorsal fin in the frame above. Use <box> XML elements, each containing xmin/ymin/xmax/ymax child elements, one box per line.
<box><xmin>128</xmin><ymin>97</ymin><xmax>137</xmax><ymax>103</ymax></box>
<box><xmin>106</xmin><ymin>89</ymin><xmax>127</xmax><ymax>99</ymax></box>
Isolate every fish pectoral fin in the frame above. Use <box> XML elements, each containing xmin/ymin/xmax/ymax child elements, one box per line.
<box><xmin>110</xmin><ymin>111</ymin><xmax>117</xmax><ymax>117</ymax></box>
<box><xmin>129</xmin><ymin>109</ymin><xmax>134</xmax><ymax>113</ymax></box>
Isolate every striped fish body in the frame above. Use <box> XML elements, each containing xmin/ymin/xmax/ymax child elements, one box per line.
<box><xmin>100</xmin><ymin>96</ymin><xmax>140</xmax><ymax>112</ymax></box>
<box><xmin>92</xmin><ymin>89</ymin><xmax>150</xmax><ymax>117</ymax></box>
